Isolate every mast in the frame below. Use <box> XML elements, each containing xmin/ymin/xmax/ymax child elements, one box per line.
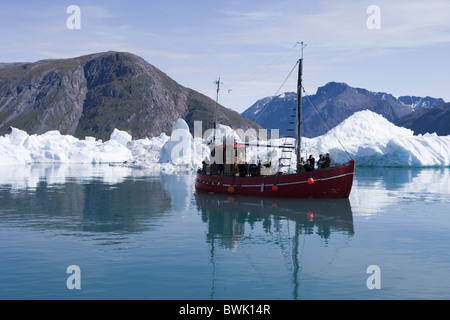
<box><xmin>296</xmin><ymin>42</ymin><xmax>305</xmax><ymax>172</ymax></box>
<box><xmin>213</xmin><ymin>77</ymin><xmax>221</xmax><ymax>145</ymax></box>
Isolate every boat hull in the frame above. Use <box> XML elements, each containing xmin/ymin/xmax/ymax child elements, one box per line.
<box><xmin>195</xmin><ymin>160</ymin><xmax>355</xmax><ymax>198</ymax></box>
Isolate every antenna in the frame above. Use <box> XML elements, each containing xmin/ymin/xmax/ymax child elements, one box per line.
<box><xmin>214</xmin><ymin>78</ymin><xmax>222</xmax><ymax>124</ymax></box>
<box><xmin>295</xmin><ymin>41</ymin><xmax>307</xmax><ymax>60</ymax></box>
<box><xmin>213</xmin><ymin>77</ymin><xmax>223</xmax><ymax>144</ymax></box>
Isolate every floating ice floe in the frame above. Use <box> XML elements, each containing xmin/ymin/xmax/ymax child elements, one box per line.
<box><xmin>0</xmin><ymin>127</ymin><xmax>133</xmax><ymax>166</ymax></box>
<box><xmin>0</xmin><ymin>110</ymin><xmax>449</xmax><ymax>169</ymax></box>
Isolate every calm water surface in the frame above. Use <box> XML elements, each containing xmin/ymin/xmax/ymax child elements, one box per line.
<box><xmin>0</xmin><ymin>165</ymin><xmax>449</xmax><ymax>300</ymax></box>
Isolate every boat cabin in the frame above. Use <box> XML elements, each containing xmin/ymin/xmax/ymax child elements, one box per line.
<box><xmin>205</xmin><ymin>143</ymin><xmax>248</xmax><ymax>176</ymax></box>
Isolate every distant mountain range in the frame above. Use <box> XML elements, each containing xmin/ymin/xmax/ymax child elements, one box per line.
<box><xmin>241</xmin><ymin>82</ymin><xmax>446</xmax><ymax>137</ymax></box>
<box><xmin>394</xmin><ymin>102</ymin><xmax>450</xmax><ymax>136</ymax></box>
<box><xmin>1</xmin><ymin>53</ymin><xmax>446</xmax><ymax>142</ymax></box>
<box><xmin>0</xmin><ymin>51</ymin><xmax>259</xmax><ymax>141</ymax></box>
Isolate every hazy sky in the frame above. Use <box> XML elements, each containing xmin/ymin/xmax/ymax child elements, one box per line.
<box><xmin>1</xmin><ymin>0</ymin><xmax>449</xmax><ymax>113</ymax></box>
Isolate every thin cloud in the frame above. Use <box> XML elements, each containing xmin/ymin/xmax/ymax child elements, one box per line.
<box><xmin>298</xmin><ymin>0</ymin><xmax>450</xmax><ymax>53</ymax></box>
<box><xmin>221</xmin><ymin>10</ymin><xmax>279</xmax><ymax>22</ymax></box>
<box><xmin>0</xmin><ymin>0</ymin><xmax>449</xmax><ymax>110</ymax></box>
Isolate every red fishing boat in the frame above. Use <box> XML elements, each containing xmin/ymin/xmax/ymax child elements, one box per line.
<box><xmin>195</xmin><ymin>159</ymin><xmax>355</xmax><ymax>198</ymax></box>
<box><xmin>195</xmin><ymin>43</ymin><xmax>355</xmax><ymax>198</ymax></box>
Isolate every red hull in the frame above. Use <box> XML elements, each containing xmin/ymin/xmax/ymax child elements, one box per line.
<box><xmin>195</xmin><ymin>160</ymin><xmax>355</xmax><ymax>198</ymax></box>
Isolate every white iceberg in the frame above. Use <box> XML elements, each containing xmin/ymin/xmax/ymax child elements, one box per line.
<box><xmin>0</xmin><ymin>110</ymin><xmax>449</xmax><ymax>169</ymax></box>
<box><xmin>0</xmin><ymin>127</ymin><xmax>133</xmax><ymax>166</ymax></box>
<box><xmin>307</xmin><ymin>110</ymin><xmax>450</xmax><ymax>167</ymax></box>
<box><xmin>157</xmin><ymin>119</ymin><xmax>207</xmax><ymax>172</ymax></box>
<box><xmin>123</xmin><ymin>119</ymin><xmax>207</xmax><ymax>173</ymax></box>
<box><xmin>109</xmin><ymin>128</ymin><xmax>132</xmax><ymax>147</ymax></box>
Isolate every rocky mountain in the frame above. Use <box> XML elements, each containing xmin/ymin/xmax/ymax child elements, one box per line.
<box><xmin>394</xmin><ymin>102</ymin><xmax>450</xmax><ymax>136</ymax></box>
<box><xmin>397</xmin><ymin>96</ymin><xmax>446</xmax><ymax>111</ymax></box>
<box><xmin>241</xmin><ymin>82</ymin><xmax>445</xmax><ymax>138</ymax></box>
<box><xmin>0</xmin><ymin>51</ymin><xmax>259</xmax><ymax>141</ymax></box>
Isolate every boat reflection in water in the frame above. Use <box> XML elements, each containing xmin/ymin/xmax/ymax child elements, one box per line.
<box><xmin>196</xmin><ymin>192</ymin><xmax>354</xmax><ymax>248</ymax></box>
<box><xmin>195</xmin><ymin>193</ymin><xmax>354</xmax><ymax>299</ymax></box>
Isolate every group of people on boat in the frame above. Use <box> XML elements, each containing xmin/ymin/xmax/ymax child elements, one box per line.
<box><xmin>300</xmin><ymin>153</ymin><xmax>332</xmax><ymax>172</ymax></box>
<box><xmin>200</xmin><ymin>151</ymin><xmax>333</xmax><ymax>177</ymax></box>
<box><xmin>277</xmin><ymin>153</ymin><xmax>332</xmax><ymax>175</ymax></box>
<box><xmin>200</xmin><ymin>159</ymin><xmax>271</xmax><ymax>177</ymax></box>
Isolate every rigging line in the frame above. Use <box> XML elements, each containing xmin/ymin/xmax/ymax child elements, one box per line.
<box><xmin>253</xmin><ymin>60</ymin><xmax>300</xmax><ymax>125</ymax></box>
<box><xmin>302</xmin><ymin>89</ymin><xmax>354</xmax><ymax>161</ymax></box>
<box><xmin>209</xmin><ymin>238</ymin><xmax>216</xmax><ymax>300</ymax></box>
<box><xmin>272</xmin><ymin>219</ymin><xmax>294</xmax><ymax>275</ymax></box>
<box><xmin>225</xmin><ymin>46</ymin><xmax>299</xmax><ymax>90</ymax></box>
<box><xmin>310</xmin><ymin>233</ymin><xmax>354</xmax><ymax>287</ymax></box>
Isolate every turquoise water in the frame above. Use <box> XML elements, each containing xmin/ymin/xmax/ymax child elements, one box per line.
<box><xmin>0</xmin><ymin>165</ymin><xmax>449</xmax><ymax>300</ymax></box>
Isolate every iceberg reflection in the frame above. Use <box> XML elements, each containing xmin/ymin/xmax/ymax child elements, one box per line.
<box><xmin>0</xmin><ymin>165</ymin><xmax>172</xmax><ymax>239</ymax></box>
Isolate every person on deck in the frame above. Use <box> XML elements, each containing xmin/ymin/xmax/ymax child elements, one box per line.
<box><xmin>277</xmin><ymin>159</ymin><xmax>285</xmax><ymax>176</ymax></box>
<box><xmin>201</xmin><ymin>160</ymin><xmax>207</xmax><ymax>174</ymax></box>
<box><xmin>317</xmin><ymin>154</ymin><xmax>325</xmax><ymax>169</ymax></box>
<box><xmin>303</xmin><ymin>159</ymin><xmax>314</xmax><ymax>172</ymax></box>
<box><xmin>238</xmin><ymin>162</ymin><xmax>248</xmax><ymax>177</ymax></box>
<box><xmin>308</xmin><ymin>155</ymin><xmax>315</xmax><ymax>168</ymax></box>
<box><xmin>248</xmin><ymin>163</ymin><xmax>257</xmax><ymax>176</ymax></box>
<box><xmin>299</xmin><ymin>157</ymin><xmax>305</xmax><ymax>166</ymax></box>
<box><xmin>323</xmin><ymin>153</ymin><xmax>332</xmax><ymax>168</ymax></box>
